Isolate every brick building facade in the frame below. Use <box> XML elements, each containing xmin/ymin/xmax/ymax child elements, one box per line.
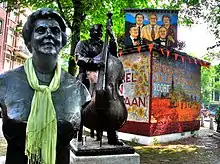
<box><xmin>0</xmin><ymin>2</ymin><xmax>31</xmax><ymax>73</ymax></box>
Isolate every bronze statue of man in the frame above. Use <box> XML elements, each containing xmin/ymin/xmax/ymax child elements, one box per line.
<box><xmin>0</xmin><ymin>8</ymin><xmax>90</xmax><ymax>164</ymax></box>
<box><xmin>75</xmin><ymin>24</ymin><xmax>123</xmax><ymax>145</ymax></box>
<box><xmin>75</xmin><ymin>24</ymin><xmax>118</xmax><ymax>89</ymax></box>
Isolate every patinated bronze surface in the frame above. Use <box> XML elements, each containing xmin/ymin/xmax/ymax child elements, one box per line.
<box><xmin>75</xmin><ymin>16</ymin><xmax>127</xmax><ymax>146</ymax></box>
<box><xmin>0</xmin><ymin>8</ymin><xmax>90</xmax><ymax>164</ymax></box>
<box><xmin>75</xmin><ymin>24</ymin><xmax>118</xmax><ymax>89</ymax></box>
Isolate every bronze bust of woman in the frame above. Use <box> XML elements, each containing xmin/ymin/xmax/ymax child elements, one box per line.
<box><xmin>0</xmin><ymin>8</ymin><xmax>90</xmax><ymax>164</ymax></box>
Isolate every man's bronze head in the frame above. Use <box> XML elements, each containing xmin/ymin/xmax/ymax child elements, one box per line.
<box><xmin>22</xmin><ymin>8</ymin><xmax>67</xmax><ymax>54</ymax></box>
<box><xmin>89</xmin><ymin>24</ymin><xmax>103</xmax><ymax>40</ymax></box>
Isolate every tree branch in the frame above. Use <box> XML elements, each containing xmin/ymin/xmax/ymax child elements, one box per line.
<box><xmin>56</xmin><ymin>0</ymin><xmax>72</xmax><ymax>29</ymax></box>
<box><xmin>71</xmin><ymin>0</ymin><xmax>86</xmax><ymax>20</ymax></box>
<box><xmin>71</xmin><ymin>0</ymin><xmax>75</xmax><ymax>5</ymax></box>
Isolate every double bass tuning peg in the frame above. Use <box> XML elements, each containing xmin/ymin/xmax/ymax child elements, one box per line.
<box><xmin>107</xmin><ymin>12</ymin><xmax>113</xmax><ymax>26</ymax></box>
<box><xmin>107</xmin><ymin>12</ymin><xmax>113</xmax><ymax>18</ymax></box>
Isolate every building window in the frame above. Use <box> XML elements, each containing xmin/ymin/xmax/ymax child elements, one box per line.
<box><xmin>7</xmin><ymin>28</ymin><xmax>14</xmax><ymax>47</ymax></box>
<box><xmin>212</xmin><ymin>91</ymin><xmax>214</xmax><ymax>101</ymax></box>
<box><xmin>4</xmin><ymin>53</ymin><xmax>13</xmax><ymax>71</ymax></box>
<box><xmin>0</xmin><ymin>2</ymin><xmax>5</xmax><ymax>8</ymax></box>
<box><xmin>0</xmin><ymin>19</ymin><xmax>3</xmax><ymax>34</ymax></box>
<box><xmin>9</xmin><ymin>11</ymin><xmax>17</xmax><ymax>22</ymax></box>
<box><xmin>214</xmin><ymin>91</ymin><xmax>219</xmax><ymax>101</ymax></box>
<box><xmin>14</xmin><ymin>57</ymin><xmax>25</xmax><ymax>69</ymax></box>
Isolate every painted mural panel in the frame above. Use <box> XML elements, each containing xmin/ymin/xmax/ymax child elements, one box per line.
<box><xmin>124</xmin><ymin>9</ymin><xmax>178</xmax><ymax>48</ymax></box>
<box><xmin>151</xmin><ymin>51</ymin><xmax>201</xmax><ymax>125</ymax></box>
<box><xmin>119</xmin><ymin>52</ymin><xmax>150</xmax><ymax>122</ymax></box>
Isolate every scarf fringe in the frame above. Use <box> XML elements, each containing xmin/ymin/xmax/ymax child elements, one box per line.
<box><xmin>27</xmin><ymin>153</ymin><xmax>42</xmax><ymax>164</ymax></box>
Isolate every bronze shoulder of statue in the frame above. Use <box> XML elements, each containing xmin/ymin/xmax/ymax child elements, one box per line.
<box><xmin>0</xmin><ymin>65</ymin><xmax>91</xmax><ymax>126</ymax></box>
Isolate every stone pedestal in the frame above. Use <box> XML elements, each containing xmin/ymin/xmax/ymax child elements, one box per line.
<box><xmin>70</xmin><ymin>151</ymin><xmax>140</xmax><ymax>164</ymax></box>
<box><xmin>70</xmin><ymin>137</ymin><xmax>140</xmax><ymax>164</ymax></box>
<box><xmin>70</xmin><ymin>137</ymin><xmax>135</xmax><ymax>156</ymax></box>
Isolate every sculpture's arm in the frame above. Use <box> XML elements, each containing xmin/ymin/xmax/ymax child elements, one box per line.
<box><xmin>75</xmin><ymin>41</ymin><xmax>93</xmax><ymax>67</ymax></box>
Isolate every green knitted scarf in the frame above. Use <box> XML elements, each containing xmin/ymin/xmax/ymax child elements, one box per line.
<box><xmin>24</xmin><ymin>58</ymin><xmax>61</xmax><ymax>164</ymax></box>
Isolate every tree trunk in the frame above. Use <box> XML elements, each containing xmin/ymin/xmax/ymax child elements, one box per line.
<box><xmin>68</xmin><ymin>0</ymin><xmax>84</xmax><ymax>76</ymax></box>
<box><xmin>68</xmin><ymin>33</ymin><xmax>78</xmax><ymax>76</ymax></box>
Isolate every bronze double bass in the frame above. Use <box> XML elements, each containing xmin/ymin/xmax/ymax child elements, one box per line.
<box><xmin>82</xmin><ymin>13</ymin><xmax>127</xmax><ymax>137</ymax></box>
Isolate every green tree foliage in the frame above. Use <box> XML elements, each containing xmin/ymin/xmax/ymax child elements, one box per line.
<box><xmin>181</xmin><ymin>0</ymin><xmax>219</xmax><ymax>58</ymax></box>
<box><xmin>2</xmin><ymin>0</ymin><xmax>214</xmax><ymax>75</ymax></box>
<box><xmin>2</xmin><ymin>0</ymin><xmax>151</xmax><ymax>75</ymax></box>
<box><xmin>201</xmin><ymin>64</ymin><xmax>220</xmax><ymax>105</ymax></box>
<box><xmin>201</xmin><ymin>66</ymin><xmax>215</xmax><ymax>104</ymax></box>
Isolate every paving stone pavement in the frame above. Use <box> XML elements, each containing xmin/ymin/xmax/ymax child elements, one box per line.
<box><xmin>0</xmin><ymin>123</ymin><xmax>220</xmax><ymax>164</ymax></box>
<box><xmin>163</xmin><ymin>127</ymin><xmax>220</xmax><ymax>164</ymax></box>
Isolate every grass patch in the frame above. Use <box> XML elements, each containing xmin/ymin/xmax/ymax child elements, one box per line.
<box><xmin>135</xmin><ymin>145</ymin><xmax>198</xmax><ymax>164</ymax></box>
<box><xmin>122</xmin><ymin>143</ymin><xmax>217</xmax><ymax>164</ymax></box>
<box><xmin>123</xmin><ymin>140</ymin><xmax>143</xmax><ymax>147</ymax></box>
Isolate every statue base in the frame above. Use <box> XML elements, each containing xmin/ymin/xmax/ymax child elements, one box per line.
<box><xmin>69</xmin><ymin>137</ymin><xmax>135</xmax><ymax>156</ymax></box>
<box><xmin>69</xmin><ymin>135</ymin><xmax>140</xmax><ymax>164</ymax></box>
<box><xmin>69</xmin><ymin>137</ymin><xmax>139</xmax><ymax>164</ymax></box>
